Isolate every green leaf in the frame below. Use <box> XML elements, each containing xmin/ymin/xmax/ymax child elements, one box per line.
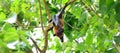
<box><xmin>106</xmin><ymin>0</ymin><xmax>114</xmax><ymax>12</ymax></box>
<box><xmin>75</xmin><ymin>42</ymin><xmax>85</xmax><ymax>52</ymax></box>
<box><xmin>99</xmin><ymin>0</ymin><xmax>107</xmax><ymax>14</ymax></box>
<box><xmin>4</xmin><ymin>32</ymin><xmax>18</xmax><ymax>42</ymax></box>
<box><xmin>18</xmin><ymin>30</ymin><xmax>31</xmax><ymax>49</ymax></box>
<box><xmin>96</xmin><ymin>33</ymin><xmax>106</xmax><ymax>52</ymax></box>
<box><xmin>21</xmin><ymin>3</ymin><xmax>30</xmax><ymax>13</ymax></box>
<box><xmin>0</xmin><ymin>40</ymin><xmax>10</xmax><ymax>53</ymax></box>
<box><xmin>56</xmin><ymin>0</ymin><xmax>61</xmax><ymax>4</ymax></box>
<box><xmin>30</xmin><ymin>21</ymin><xmax>38</xmax><ymax>26</ymax></box>
<box><xmin>2</xmin><ymin>23</ymin><xmax>12</xmax><ymax>31</ymax></box>
<box><xmin>2</xmin><ymin>24</ymin><xmax>18</xmax><ymax>43</ymax></box>
<box><xmin>62</xmin><ymin>0</ymin><xmax>68</xmax><ymax>4</ymax></box>
<box><xmin>54</xmin><ymin>37</ymin><xmax>62</xmax><ymax>51</ymax></box>
<box><xmin>85</xmin><ymin>30</ymin><xmax>93</xmax><ymax>45</ymax></box>
<box><xmin>15</xmin><ymin>51</ymin><xmax>25</xmax><ymax>53</ymax></box>
<box><xmin>71</xmin><ymin>4</ymin><xmax>82</xmax><ymax>18</ymax></box>
<box><xmin>3</xmin><ymin>27</ymin><xmax>18</xmax><ymax>43</ymax></box>
<box><xmin>114</xmin><ymin>35</ymin><xmax>120</xmax><ymax>44</ymax></box>
<box><xmin>105</xmin><ymin>48</ymin><xmax>116</xmax><ymax>53</ymax></box>
<box><xmin>0</xmin><ymin>12</ymin><xmax>6</xmax><ymax>22</ymax></box>
<box><xmin>10</xmin><ymin>0</ymin><xmax>21</xmax><ymax>13</ymax></box>
<box><xmin>80</xmin><ymin>23</ymin><xmax>89</xmax><ymax>36</ymax></box>
<box><xmin>115</xmin><ymin>2</ymin><xmax>120</xmax><ymax>24</ymax></box>
<box><xmin>65</xmin><ymin>47</ymin><xmax>71</xmax><ymax>53</ymax></box>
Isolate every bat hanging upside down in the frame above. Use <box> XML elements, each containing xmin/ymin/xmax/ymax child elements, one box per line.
<box><xmin>48</xmin><ymin>3</ymin><xmax>69</xmax><ymax>42</ymax></box>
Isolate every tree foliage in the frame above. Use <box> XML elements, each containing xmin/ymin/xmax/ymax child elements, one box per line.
<box><xmin>0</xmin><ymin>0</ymin><xmax>120</xmax><ymax>53</ymax></box>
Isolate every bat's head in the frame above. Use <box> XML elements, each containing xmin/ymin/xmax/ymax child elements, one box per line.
<box><xmin>57</xmin><ymin>33</ymin><xmax>64</xmax><ymax>42</ymax></box>
<box><xmin>55</xmin><ymin>34</ymin><xmax>64</xmax><ymax>42</ymax></box>
<box><xmin>57</xmin><ymin>28</ymin><xmax>64</xmax><ymax>42</ymax></box>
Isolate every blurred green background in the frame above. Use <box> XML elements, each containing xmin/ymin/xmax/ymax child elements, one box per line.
<box><xmin>0</xmin><ymin>0</ymin><xmax>120</xmax><ymax>53</ymax></box>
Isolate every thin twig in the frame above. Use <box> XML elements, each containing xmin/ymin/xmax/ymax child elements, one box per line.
<box><xmin>75</xmin><ymin>39</ymin><xmax>79</xmax><ymax>44</ymax></box>
<box><xmin>64</xmin><ymin>21</ymin><xmax>80</xmax><ymax>30</ymax></box>
<box><xmin>30</xmin><ymin>37</ymin><xmax>42</xmax><ymax>52</ymax></box>
<box><xmin>35</xmin><ymin>47</ymin><xmax>38</xmax><ymax>53</ymax></box>
<box><xmin>81</xmin><ymin>0</ymin><xmax>101</xmax><ymax>18</ymax></box>
<box><xmin>112</xmin><ymin>42</ymin><xmax>120</xmax><ymax>53</ymax></box>
<box><xmin>43</xmin><ymin>0</ymin><xmax>51</xmax><ymax>19</ymax></box>
<box><xmin>67</xmin><ymin>0</ymin><xmax>76</xmax><ymax>5</ymax></box>
<box><xmin>89</xmin><ymin>4</ymin><xmax>101</xmax><ymax>18</ymax></box>
<box><xmin>38</xmin><ymin>0</ymin><xmax>45</xmax><ymax>33</ymax></box>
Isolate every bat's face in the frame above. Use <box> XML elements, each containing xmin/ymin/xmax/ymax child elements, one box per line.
<box><xmin>56</xmin><ymin>33</ymin><xmax>63</xmax><ymax>42</ymax></box>
<box><xmin>57</xmin><ymin>28</ymin><xmax>64</xmax><ymax>42</ymax></box>
<box><xmin>53</xmin><ymin>26</ymin><xmax>64</xmax><ymax>42</ymax></box>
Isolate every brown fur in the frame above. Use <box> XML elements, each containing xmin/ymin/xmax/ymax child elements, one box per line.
<box><xmin>53</xmin><ymin>18</ymin><xmax>64</xmax><ymax>38</ymax></box>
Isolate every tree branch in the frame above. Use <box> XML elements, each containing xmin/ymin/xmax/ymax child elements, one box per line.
<box><xmin>67</xmin><ymin>0</ymin><xmax>76</xmax><ymax>5</ymax></box>
<box><xmin>112</xmin><ymin>42</ymin><xmax>120</xmax><ymax>53</ymax></box>
<box><xmin>30</xmin><ymin>37</ymin><xmax>42</xmax><ymax>52</ymax></box>
<box><xmin>38</xmin><ymin>0</ymin><xmax>45</xmax><ymax>33</ymax></box>
<box><xmin>64</xmin><ymin>21</ymin><xmax>80</xmax><ymax>30</ymax></box>
<box><xmin>38</xmin><ymin>0</ymin><xmax>49</xmax><ymax>53</ymax></box>
<box><xmin>81</xmin><ymin>0</ymin><xmax>101</xmax><ymax>18</ymax></box>
<box><xmin>43</xmin><ymin>0</ymin><xmax>51</xmax><ymax>19</ymax></box>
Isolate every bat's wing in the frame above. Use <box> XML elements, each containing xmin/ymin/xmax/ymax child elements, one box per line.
<box><xmin>52</xmin><ymin>14</ymin><xmax>60</xmax><ymax>26</ymax></box>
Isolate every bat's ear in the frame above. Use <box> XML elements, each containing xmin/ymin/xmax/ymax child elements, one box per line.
<box><xmin>60</xmin><ymin>36</ymin><xmax>64</xmax><ymax>42</ymax></box>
